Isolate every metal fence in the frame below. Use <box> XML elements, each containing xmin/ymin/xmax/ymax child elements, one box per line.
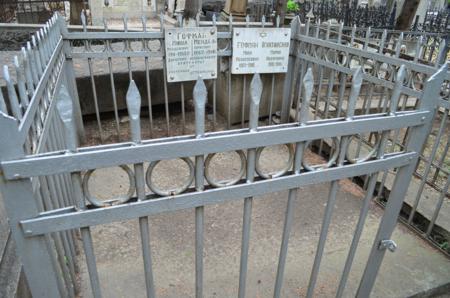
<box><xmin>0</xmin><ymin>13</ymin><xmax>448</xmax><ymax>298</ymax></box>
<box><xmin>297</xmin><ymin>0</ymin><xmax>395</xmax><ymax>29</ymax></box>
<box><xmin>297</xmin><ymin>0</ymin><xmax>449</xmax><ymax>33</ymax></box>
<box><xmin>287</xmin><ymin>18</ymin><xmax>450</xmax><ymax>255</ymax></box>
<box><xmin>305</xmin><ymin>22</ymin><xmax>449</xmax><ymax>66</ymax></box>
<box><xmin>0</xmin><ymin>0</ymin><xmax>75</xmax><ymax>23</ymax></box>
<box><xmin>412</xmin><ymin>6</ymin><xmax>450</xmax><ymax>33</ymax></box>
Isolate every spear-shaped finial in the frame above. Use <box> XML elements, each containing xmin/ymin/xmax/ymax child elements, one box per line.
<box><xmin>249</xmin><ymin>73</ymin><xmax>263</xmax><ymax>131</ymax></box>
<box><xmin>126</xmin><ymin>80</ymin><xmax>142</xmax><ymax>143</ymax></box>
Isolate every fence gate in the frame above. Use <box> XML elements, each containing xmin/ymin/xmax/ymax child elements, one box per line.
<box><xmin>0</xmin><ymin>13</ymin><xmax>448</xmax><ymax>298</ymax></box>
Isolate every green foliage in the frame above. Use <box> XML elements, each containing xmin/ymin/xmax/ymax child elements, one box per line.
<box><xmin>287</xmin><ymin>0</ymin><xmax>300</xmax><ymax>13</ymax></box>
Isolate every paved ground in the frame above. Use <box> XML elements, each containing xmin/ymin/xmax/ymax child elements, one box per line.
<box><xmin>75</xmin><ymin>139</ymin><xmax>450</xmax><ymax>298</ymax></box>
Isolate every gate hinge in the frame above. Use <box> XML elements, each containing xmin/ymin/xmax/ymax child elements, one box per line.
<box><xmin>378</xmin><ymin>239</ymin><xmax>397</xmax><ymax>252</ymax></box>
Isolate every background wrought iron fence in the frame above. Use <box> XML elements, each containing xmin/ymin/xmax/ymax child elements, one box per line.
<box><xmin>305</xmin><ymin>22</ymin><xmax>449</xmax><ymax>66</ymax></box>
<box><xmin>412</xmin><ymin>6</ymin><xmax>450</xmax><ymax>33</ymax></box>
<box><xmin>0</xmin><ymin>0</ymin><xmax>89</xmax><ymax>23</ymax></box>
<box><xmin>297</xmin><ymin>0</ymin><xmax>395</xmax><ymax>29</ymax></box>
<box><xmin>0</xmin><ymin>12</ymin><xmax>448</xmax><ymax>297</ymax></box>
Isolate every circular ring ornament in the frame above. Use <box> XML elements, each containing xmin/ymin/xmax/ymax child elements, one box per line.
<box><xmin>302</xmin><ymin>137</ymin><xmax>340</xmax><ymax>171</ymax></box>
<box><xmin>345</xmin><ymin>133</ymin><xmax>381</xmax><ymax>164</ymax></box>
<box><xmin>146</xmin><ymin>157</ymin><xmax>195</xmax><ymax>196</ymax></box>
<box><xmin>204</xmin><ymin>150</ymin><xmax>247</xmax><ymax>187</ymax></box>
<box><xmin>82</xmin><ymin>165</ymin><xmax>136</xmax><ymax>207</ymax></box>
<box><xmin>337</xmin><ymin>51</ymin><xmax>348</xmax><ymax>66</ymax></box>
<box><xmin>412</xmin><ymin>72</ymin><xmax>426</xmax><ymax>91</ymax></box>
<box><xmin>255</xmin><ymin>144</ymin><xmax>294</xmax><ymax>179</ymax></box>
<box><xmin>325</xmin><ymin>48</ymin><xmax>337</xmax><ymax>63</ymax></box>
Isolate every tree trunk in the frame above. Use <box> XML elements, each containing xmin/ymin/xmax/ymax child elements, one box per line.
<box><xmin>275</xmin><ymin>0</ymin><xmax>287</xmax><ymax>25</ymax></box>
<box><xmin>395</xmin><ymin>0</ymin><xmax>420</xmax><ymax>30</ymax></box>
<box><xmin>70</xmin><ymin>0</ymin><xmax>84</xmax><ymax>25</ymax></box>
<box><xmin>184</xmin><ymin>0</ymin><xmax>202</xmax><ymax>21</ymax></box>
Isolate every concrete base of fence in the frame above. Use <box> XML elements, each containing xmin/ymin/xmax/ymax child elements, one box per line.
<box><xmin>216</xmin><ymin>69</ymin><xmax>285</xmax><ymax>125</ymax></box>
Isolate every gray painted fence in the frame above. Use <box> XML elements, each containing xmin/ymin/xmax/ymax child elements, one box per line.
<box><xmin>0</xmin><ymin>13</ymin><xmax>448</xmax><ymax>298</ymax></box>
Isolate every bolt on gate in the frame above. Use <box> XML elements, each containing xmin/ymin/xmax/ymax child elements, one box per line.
<box><xmin>0</xmin><ymin>13</ymin><xmax>448</xmax><ymax>298</ymax></box>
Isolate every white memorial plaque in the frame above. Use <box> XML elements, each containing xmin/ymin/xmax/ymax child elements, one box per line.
<box><xmin>165</xmin><ymin>27</ymin><xmax>217</xmax><ymax>82</ymax></box>
<box><xmin>232</xmin><ymin>28</ymin><xmax>291</xmax><ymax>74</ymax></box>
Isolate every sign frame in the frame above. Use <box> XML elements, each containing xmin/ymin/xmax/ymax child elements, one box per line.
<box><xmin>231</xmin><ymin>27</ymin><xmax>291</xmax><ymax>74</ymax></box>
<box><xmin>165</xmin><ymin>27</ymin><xmax>218</xmax><ymax>82</ymax></box>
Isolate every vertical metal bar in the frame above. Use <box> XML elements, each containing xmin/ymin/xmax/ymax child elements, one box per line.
<box><xmin>123</xmin><ymin>14</ymin><xmax>133</xmax><ymax>81</ymax></box>
<box><xmin>425</xmin><ymin>173</ymin><xmax>450</xmax><ymax>236</ymax></box>
<box><xmin>408</xmin><ymin>107</ymin><xmax>447</xmax><ymax>224</ymax></box>
<box><xmin>126</xmin><ymin>81</ymin><xmax>156</xmax><ymax>298</ymax></box>
<box><xmin>3</xmin><ymin>66</ymin><xmax>22</xmax><ymax>120</ymax></box>
<box><xmin>14</xmin><ymin>56</ymin><xmax>29</xmax><ymax>109</ymax></box>
<box><xmin>193</xmin><ymin>78</ymin><xmax>207</xmax><ymax>298</ymax></box>
<box><xmin>227</xmin><ymin>14</ymin><xmax>233</xmax><ymax>129</ymax></box>
<box><xmin>21</xmin><ymin>47</ymin><xmax>35</xmax><ymax>97</ymax></box>
<box><xmin>268</xmin><ymin>15</ymin><xmax>280</xmax><ymax>125</ymax></box>
<box><xmin>52</xmin><ymin>117</ymin><xmax>79</xmax><ymax>255</ymax></box>
<box><xmin>104</xmin><ymin>19</ymin><xmax>121</xmax><ymax>141</ymax></box>
<box><xmin>27</xmin><ymin>40</ymin><xmax>42</xmax><ymax>86</ymax></box>
<box><xmin>36</xmin><ymin>178</ymin><xmax>70</xmax><ymax>297</ymax></box>
<box><xmin>435</xmin><ymin>40</ymin><xmax>447</xmax><ymax>67</ymax></box>
<box><xmin>57</xmin><ymin>83</ymin><xmax>102</xmax><ymax>298</ymax></box>
<box><xmin>0</xmin><ymin>84</ymin><xmax>7</xmax><ymax>114</ymax></box>
<box><xmin>357</xmin><ymin>63</ymin><xmax>448</xmax><ymax>297</ymax></box>
<box><xmin>306</xmin><ymin>67</ymin><xmax>363</xmax><ymax>298</ymax></box>
<box><xmin>431</xmin><ymin>133</ymin><xmax>450</xmax><ymax>184</ymax></box>
<box><xmin>394</xmin><ymin>33</ymin><xmax>404</xmax><ymax>58</ymax></box>
<box><xmin>58</xmin><ymin>16</ymin><xmax>85</xmax><ymax>141</ymax></box>
<box><xmin>212</xmin><ymin>14</ymin><xmax>217</xmax><ymax>131</ymax></box>
<box><xmin>160</xmin><ymin>13</ymin><xmax>171</xmax><ymax>136</ymax></box>
<box><xmin>81</xmin><ymin>227</ymin><xmax>102</xmax><ymax>298</ymax></box>
<box><xmin>335</xmin><ymin>71</ymin><xmax>402</xmax><ymax>296</ymax></box>
<box><xmin>32</xmin><ymin>35</ymin><xmax>45</xmax><ymax>78</ymax></box>
<box><xmin>142</xmin><ymin>15</ymin><xmax>154</xmax><ymax>138</ymax></box>
<box><xmin>81</xmin><ymin>12</ymin><xmax>103</xmax><ymax>142</ymax></box>
<box><xmin>46</xmin><ymin>128</ymin><xmax>77</xmax><ymax>280</ymax></box>
<box><xmin>280</xmin><ymin>16</ymin><xmax>300</xmax><ymax>123</ymax></box>
<box><xmin>376</xmin><ymin>65</ymin><xmax>407</xmax><ymax>200</ymax></box>
<box><xmin>414</xmin><ymin>36</ymin><xmax>424</xmax><ymax>62</ymax></box>
<box><xmin>274</xmin><ymin>68</ymin><xmax>313</xmax><ymax>298</ymax></box>
<box><xmin>40</xmin><ymin>28</ymin><xmax>50</xmax><ymax>64</ymax></box>
<box><xmin>177</xmin><ymin>15</ymin><xmax>186</xmax><ymax>135</ymax></box>
<box><xmin>318</xmin><ymin>23</ymin><xmax>335</xmax><ymax>153</ymax></box>
<box><xmin>240</xmin><ymin>16</ymin><xmax>250</xmax><ymax>128</ymax></box>
<box><xmin>238</xmin><ymin>73</ymin><xmax>262</xmax><ymax>298</ymax></box>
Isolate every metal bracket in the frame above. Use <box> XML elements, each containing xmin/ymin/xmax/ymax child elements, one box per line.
<box><xmin>379</xmin><ymin>239</ymin><xmax>397</xmax><ymax>252</ymax></box>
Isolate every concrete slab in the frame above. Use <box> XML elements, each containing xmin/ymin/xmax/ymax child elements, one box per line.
<box><xmin>76</xmin><ymin>148</ymin><xmax>450</xmax><ymax>298</ymax></box>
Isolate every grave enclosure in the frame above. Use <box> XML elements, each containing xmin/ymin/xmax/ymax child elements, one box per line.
<box><xmin>0</xmin><ymin>12</ymin><xmax>449</xmax><ymax>298</ymax></box>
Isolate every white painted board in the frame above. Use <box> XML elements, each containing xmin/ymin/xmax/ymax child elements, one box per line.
<box><xmin>232</xmin><ymin>28</ymin><xmax>291</xmax><ymax>74</ymax></box>
<box><xmin>165</xmin><ymin>27</ymin><xmax>218</xmax><ymax>82</ymax></box>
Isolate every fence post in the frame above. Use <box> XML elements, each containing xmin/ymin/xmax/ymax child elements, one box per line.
<box><xmin>57</xmin><ymin>13</ymin><xmax>85</xmax><ymax>142</ymax></box>
<box><xmin>356</xmin><ymin>63</ymin><xmax>449</xmax><ymax>297</ymax></box>
<box><xmin>280</xmin><ymin>16</ymin><xmax>300</xmax><ymax>123</ymax></box>
<box><xmin>0</xmin><ymin>112</ymin><xmax>61</xmax><ymax>297</ymax></box>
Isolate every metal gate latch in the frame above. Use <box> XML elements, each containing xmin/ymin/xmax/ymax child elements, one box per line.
<box><xmin>379</xmin><ymin>239</ymin><xmax>397</xmax><ymax>252</ymax></box>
